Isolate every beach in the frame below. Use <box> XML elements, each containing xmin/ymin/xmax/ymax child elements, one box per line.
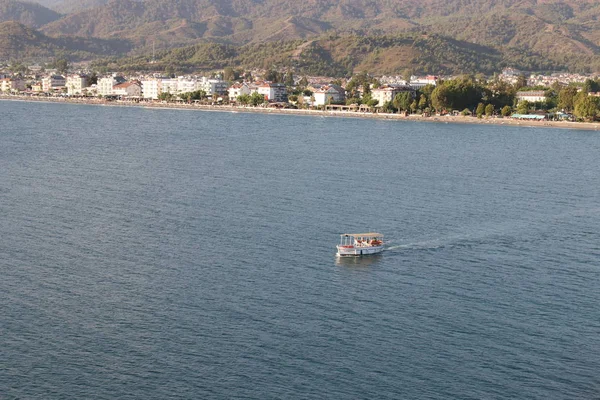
<box><xmin>2</xmin><ymin>94</ymin><xmax>599</xmax><ymax>131</ymax></box>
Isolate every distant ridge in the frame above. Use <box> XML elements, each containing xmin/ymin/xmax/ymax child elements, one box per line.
<box><xmin>4</xmin><ymin>0</ymin><xmax>600</xmax><ymax>73</ymax></box>
<box><xmin>0</xmin><ymin>0</ymin><xmax>61</xmax><ymax>27</ymax></box>
<box><xmin>0</xmin><ymin>20</ymin><xmax>131</xmax><ymax>60</ymax></box>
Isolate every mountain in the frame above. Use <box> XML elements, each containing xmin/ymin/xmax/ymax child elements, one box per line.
<box><xmin>0</xmin><ymin>0</ymin><xmax>61</xmax><ymax>27</ymax></box>
<box><xmin>0</xmin><ymin>20</ymin><xmax>132</xmax><ymax>60</ymax></box>
<box><xmin>92</xmin><ymin>32</ymin><xmax>571</xmax><ymax>77</ymax></box>
<box><xmin>6</xmin><ymin>0</ymin><xmax>600</xmax><ymax>74</ymax></box>
<box><xmin>27</xmin><ymin>0</ymin><xmax>142</xmax><ymax>14</ymax></box>
<box><xmin>38</xmin><ymin>0</ymin><xmax>600</xmax><ymax>53</ymax></box>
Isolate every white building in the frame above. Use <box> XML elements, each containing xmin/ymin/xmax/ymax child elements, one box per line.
<box><xmin>42</xmin><ymin>75</ymin><xmax>66</xmax><ymax>92</ymax></box>
<box><xmin>371</xmin><ymin>85</ymin><xmax>415</xmax><ymax>106</ymax></box>
<box><xmin>141</xmin><ymin>79</ymin><xmax>161</xmax><ymax>99</ymax></box>
<box><xmin>199</xmin><ymin>77</ymin><xmax>228</xmax><ymax>96</ymax></box>
<box><xmin>177</xmin><ymin>77</ymin><xmax>202</xmax><ymax>94</ymax></box>
<box><xmin>140</xmin><ymin>76</ymin><xmax>229</xmax><ymax>99</ymax></box>
<box><xmin>257</xmin><ymin>82</ymin><xmax>287</xmax><ymax>102</ymax></box>
<box><xmin>228</xmin><ymin>83</ymin><xmax>252</xmax><ymax>100</ymax></box>
<box><xmin>409</xmin><ymin>75</ymin><xmax>438</xmax><ymax>90</ymax></box>
<box><xmin>313</xmin><ymin>84</ymin><xmax>345</xmax><ymax>106</ymax></box>
<box><xmin>66</xmin><ymin>74</ymin><xmax>89</xmax><ymax>95</ymax></box>
<box><xmin>516</xmin><ymin>91</ymin><xmax>547</xmax><ymax>103</ymax></box>
<box><xmin>160</xmin><ymin>78</ymin><xmax>179</xmax><ymax>95</ymax></box>
<box><xmin>98</xmin><ymin>75</ymin><xmax>126</xmax><ymax>96</ymax></box>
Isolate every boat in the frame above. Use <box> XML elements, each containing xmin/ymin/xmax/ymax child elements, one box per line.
<box><xmin>336</xmin><ymin>233</ymin><xmax>384</xmax><ymax>257</ymax></box>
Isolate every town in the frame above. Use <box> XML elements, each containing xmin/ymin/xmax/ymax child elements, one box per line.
<box><xmin>2</xmin><ymin>63</ymin><xmax>600</xmax><ymax>122</ymax></box>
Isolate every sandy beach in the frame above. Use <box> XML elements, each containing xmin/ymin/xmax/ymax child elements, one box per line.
<box><xmin>2</xmin><ymin>94</ymin><xmax>599</xmax><ymax>131</ymax></box>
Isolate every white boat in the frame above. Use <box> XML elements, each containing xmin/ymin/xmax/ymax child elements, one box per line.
<box><xmin>336</xmin><ymin>233</ymin><xmax>384</xmax><ymax>257</ymax></box>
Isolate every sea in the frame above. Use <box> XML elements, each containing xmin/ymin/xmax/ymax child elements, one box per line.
<box><xmin>1</xmin><ymin>100</ymin><xmax>600</xmax><ymax>399</ymax></box>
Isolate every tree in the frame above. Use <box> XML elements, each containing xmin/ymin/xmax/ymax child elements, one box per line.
<box><xmin>418</xmin><ymin>94</ymin><xmax>428</xmax><ymax>110</ymax></box>
<box><xmin>285</xmin><ymin>73</ymin><xmax>295</xmax><ymax>87</ymax></box>
<box><xmin>410</xmin><ymin>100</ymin><xmax>418</xmax><ymax>113</ymax></box>
<box><xmin>486</xmin><ymin>78</ymin><xmax>515</xmax><ymax>109</ymax></box>
<box><xmin>431</xmin><ymin>85</ymin><xmax>451</xmax><ymax>111</ymax></box>
<box><xmin>158</xmin><ymin>92</ymin><xmax>174</xmax><ymax>101</ymax></box>
<box><xmin>381</xmin><ymin>101</ymin><xmax>396</xmax><ymax>113</ymax></box>
<box><xmin>516</xmin><ymin>100</ymin><xmax>530</xmax><ymax>114</ymax></box>
<box><xmin>558</xmin><ymin>86</ymin><xmax>578</xmax><ymax>112</ymax></box>
<box><xmin>393</xmin><ymin>92</ymin><xmax>412</xmax><ymax>111</ymax></box>
<box><xmin>485</xmin><ymin>103</ymin><xmax>494</xmax><ymax>117</ymax></box>
<box><xmin>250</xmin><ymin>92</ymin><xmax>266</xmax><ymax>106</ymax></box>
<box><xmin>53</xmin><ymin>58</ymin><xmax>69</xmax><ymax>74</ymax></box>
<box><xmin>346</xmin><ymin>72</ymin><xmax>375</xmax><ymax>99</ymax></box>
<box><xmin>9</xmin><ymin>62</ymin><xmax>26</xmax><ymax>73</ymax></box>
<box><xmin>476</xmin><ymin>103</ymin><xmax>485</xmax><ymax>118</ymax></box>
<box><xmin>264</xmin><ymin>70</ymin><xmax>282</xmax><ymax>83</ymax></box>
<box><xmin>237</xmin><ymin>94</ymin><xmax>251</xmax><ymax>105</ymax></box>
<box><xmin>582</xmin><ymin>79</ymin><xmax>600</xmax><ymax>94</ymax></box>
<box><xmin>223</xmin><ymin>67</ymin><xmax>237</xmax><ymax>82</ymax></box>
<box><xmin>430</xmin><ymin>76</ymin><xmax>483</xmax><ymax>112</ymax></box>
<box><xmin>367</xmin><ymin>99</ymin><xmax>379</xmax><ymax>107</ymax></box>
<box><xmin>574</xmin><ymin>94</ymin><xmax>599</xmax><ymax>120</ymax></box>
<box><xmin>501</xmin><ymin>105</ymin><xmax>512</xmax><ymax>117</ymax></box>
<box><xmin>87</xmin><ymin>72</ymin><xmax>98</xmax><ymax>86</ymax></box>
<box><xmin>183</xmin><ymin>90</ymin><xmax>207</xmax><ymax>101</ymax></box>
<box><xmin>419</xmin><ymin>84</ymin><xmax>436</xmax><ymax>101</ymax></box>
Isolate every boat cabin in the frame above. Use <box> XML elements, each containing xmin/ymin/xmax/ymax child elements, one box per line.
<box><xmin>339</xmin><ymin>233</ymin><xmax>384</xmax><ymax>248</ymax></box>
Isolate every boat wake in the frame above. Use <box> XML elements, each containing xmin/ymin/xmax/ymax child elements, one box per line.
<box><xmin>385</xmin><ymin>240</ymin><xmax>449</xmax><ymax>252</ymax></box>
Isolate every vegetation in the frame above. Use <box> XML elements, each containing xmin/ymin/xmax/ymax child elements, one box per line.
<box><xmin>4</xmin><ymin>0</ymin><xmax>600</xmax><ymax>74</ymax></box>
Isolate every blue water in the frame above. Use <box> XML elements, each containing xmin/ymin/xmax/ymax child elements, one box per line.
<box><xmin>1</xmin><ymin>100</ymin><xmax>600</xmax><ymax>399</ymax></box>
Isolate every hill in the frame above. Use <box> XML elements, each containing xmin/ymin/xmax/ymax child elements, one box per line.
<box><xmin>6</xmin><ymin>0</ymin><xmax>600</xmax><ymax>74</ymax></box>
<box><xmin>92</xmin><ymin>32</ymin><xmax>573</xmax><ymax>77</ymax></box>
<box><xmin>0</xmin><ymin>0</ymin><xmax>61</xmax><ymax>27</ymax></box>
<box><xmin>0</xmin><ymin>20</ymin><xmax>132</xmax><ymax>61</ymax></box>
<box><xmin>28</xmin><ymin>0</ymin><xmax>144</xmax><ymax>14</ymax></box>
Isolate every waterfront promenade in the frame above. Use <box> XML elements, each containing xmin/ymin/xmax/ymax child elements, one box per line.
<box><xmin>2</xmin><ymin>94</ymin><xmax>599</xmax><ymax>131</ymax></box>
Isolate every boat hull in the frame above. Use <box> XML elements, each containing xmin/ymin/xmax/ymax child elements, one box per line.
<box><xmin>336</xmin><ymin>245</ymin><xmax>384</xmax><ymax>257</ymax></box>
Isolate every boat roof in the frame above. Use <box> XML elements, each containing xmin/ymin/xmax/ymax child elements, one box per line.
<box><xmin>341</xmin><ymin>233</ymin><xmax>383</xmax><ymax>237</ymax></box>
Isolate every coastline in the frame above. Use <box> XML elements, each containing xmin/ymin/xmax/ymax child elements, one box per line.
<box><xmin>2</xmin><ymin>94</ymin><xmax>599</xmax><ymax>131</ymax></box>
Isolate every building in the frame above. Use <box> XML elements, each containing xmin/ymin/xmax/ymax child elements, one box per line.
<box><xmin>228</xmin><ymin>83</ymin><xmax>252</xmax><ymax>101</ymax></box>
<box><xmin>516</xmin><ymin>91</ymin><xmax>547</xmax><ymax>103</ymax></box>
<box><xmin>141</xmin><ymin>78</ymin><xmax>162</xmax><ymax>99</ymax></box>
<box><xmin>31</xmin><ymin>82</ymin><xmax>43</xmax><ymax>92</ymax></box>
<box><xmin>0</xmin><ymin>78</ymin><xmax>25</xmax><ymax>92</ymax></box>
<box><xmin>66</xmin><ymin>74</ymin><xmax>89</xmax><ymax>95</ymax></box>
<box><xmin>42</xmin><ymin>75</ymin><xmax>66</xmax><ymax>92</ymax></box>
<box><xmin>313</xmin><ymin>84</ymin><xmax>345</xmax><ymax>106</ymax></box>
<box><xmin>257</xmin><ymin>82</ymin><xmax>287</xmax><ymax>102</ymax></box>
<box><xmin>409</xmin><ymin>75</ymin><xmax>438</xmax><ymax>90</ymax></box>
<box><xmin>113</xmin><ymin>81</ymin><xmax>142</xmax><ymax>98</ymax></box>
<box><xmin>139</xmin><ymin>76</ymin><xmax>229</xmax><ymax>99</ymax></box>
<box><xmin>371</xmin><ymin>85</ymin><xmax>415</xmax><ymax>106</ymax></box>
<box><xmin>98</xmin><ymin>75</ymin><xmax>126</xmax><ymax>96</ymax></box>
<box><xmin>199</xmin><ymin>77</ymin><xmax>228</xmax><ymax>96</ymax></box>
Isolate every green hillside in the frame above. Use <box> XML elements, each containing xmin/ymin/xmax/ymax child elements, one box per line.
<box><xmin>92</xmin><ymin>33</ymin><xmax>574</xmax><ymax>76</ymax></box>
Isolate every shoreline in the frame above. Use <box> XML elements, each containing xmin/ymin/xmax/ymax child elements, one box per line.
<box><xmin>2</xmin><ymin>94</ymin><xmax>599</xmax><ymax>131</ymax></box>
